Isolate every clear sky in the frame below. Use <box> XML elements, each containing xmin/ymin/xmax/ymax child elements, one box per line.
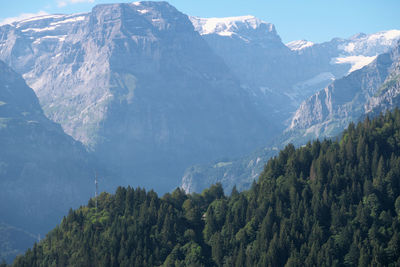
<box><xmin>1</xmin><ymin>0</ymin><xmax>399</xmax><ymax>43</ymax></box>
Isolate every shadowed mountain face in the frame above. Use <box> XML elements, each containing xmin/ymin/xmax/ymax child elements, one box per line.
<box><xmin>0</xmin><ymin>60</ymin><xmax>99</xmax><ymax>260</ymax></box>
<box><xmin>0</xmin><ymin>2</ymin><xmax>276</xmax><ymax>192</ymax></box>
<box><xmin>0</xmin><ymin>223</ymin><xmax>37</xmax><ymax>263</ymax></box>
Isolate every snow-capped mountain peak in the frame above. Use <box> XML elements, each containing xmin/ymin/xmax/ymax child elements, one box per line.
<box><xmin>286</xmin><ymin>40</ymin><xmax>314</xmax><ymax>51</ymax></box>
<box><xmin>339</xmin><ymin>29</ymin><xmax>400</xmax><ymax>56</ymax></box>
<box><xmin>190</xmin><ymin>15</ymin><xmax>275</xmax><ymax>37</ymax></box>
<box><xmin>331</xmin><ymin>30</ymin><xmax>400</xmax><ymax>74</ymax></box>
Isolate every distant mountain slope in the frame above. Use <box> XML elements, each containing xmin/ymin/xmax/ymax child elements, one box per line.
<box><xmin>285</xmin><ymin>31</ymin><xmax>400</xmax><ymax>109</ymax></box>
<box><xmin>191</xmin><ymin>17</ymin><xmax>400</xmax><ymax>115</ymax></box>
<box><xmin>0</xmin><ymin>223</ymin><xmax>37</xmax><ymax>263</ymax></box>
<box><xmin>11</xmin><ymin>109</ymin><xmax>400</xmax><ymax>266</ymax></box>
<box><xmin>366</xmin><ymin>42</ymin><xmax>400</xmax><ymax>114</ymax></box>
<box><xmin>0</xmin><ymin>2</ymin><xmax>276</xmax><ymax>192</ymax></box>
<box><xmin>182</xmin><ymin>40</ymin><xmax>400</xmax><ymax>194</ymax></box>
<box><xmin>190</xmin><ymin>15</ymin><xmax>303</xmax><ymax>120</ymax></box>
<box><xmin>289</xmin><ymin>30</ymin><xmax>400</xmax><ymax>72</ymax></box>
<box><xmin>181</xmin><ymin>147</ymin><xmax>278</xmax><ymax>193</ymax></box>
<box><xmin>287</xmin><ymin>41</ymin><xmax>400</xmax><ymax>143</ymax></box>
<box><xmin>0</xmin><ymin>60</ymin><xmax>99</xmax><ymax>261</ymax></box>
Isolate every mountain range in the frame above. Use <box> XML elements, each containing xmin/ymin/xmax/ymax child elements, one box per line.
<box><xmin>0</xmin><ymin>2</ymin><xmax>279</xmax><ymax>193</ymax></box>
<box><xmin>182</xmin><ymin>39</ymin><xmax>400</xmax><ymax>193</ymax></box>
<box><xmin>191</xmin><ymin>17</ymin><xmax>400</xmax><ymax>116</ymax></box>
<box><xmin>1</xmin><ymin>3</ymin><xmax>399</xmax><ymax>194</ymax></box>
<box><xmin>1</xmin><ymin>1</ymin><xmax>400</xmax><ymax>262</ymax></box>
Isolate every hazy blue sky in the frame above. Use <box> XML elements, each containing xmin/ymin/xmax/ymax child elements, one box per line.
<box><xmin>1</xmin><ymin>0</ymin><xmax>399</xmax><ymax>43</ymax></box>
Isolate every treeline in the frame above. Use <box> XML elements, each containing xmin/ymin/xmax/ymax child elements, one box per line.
<box><xmin>10</xmin><ymin>109</ymin><xmax>400</xmax><ymax>266</ymax></box>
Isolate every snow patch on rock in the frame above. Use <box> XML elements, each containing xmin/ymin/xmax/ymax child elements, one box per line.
<box><xmin>21</xmin><ymin>26</ymin><xmax>58</xmax><ymax>32</ymax></box>
<box><xmin>190</xmin><ymin>15</ymin><xmax>274</xmax><ymax>37</ymax></box>
<box><xmin>339</xmin><ymin>30</ymin><xmax>400</xmax><ymax>56</ymax></box>
<box><xmin>332</xmin><ymin>55</ymin><xmax>377</xmax><ymax>73</ymax></box>
<box><xmin>49</xmin><ymin>15</ymin><xmax>86</xmax><ymax>26</ymax></box>
<box><xmin>286</xmin><ymin>40</ymin><xmax>314</xmax><ymax>51</ymax></box>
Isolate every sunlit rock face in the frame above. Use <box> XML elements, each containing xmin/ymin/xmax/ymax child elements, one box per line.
<box><xmin>0</xmin><ymin>2</ymin><xmax>277</xmax><ymax>192</ymax></box>
<box><xmin>288</xmin><ymin>42</ymin><xmax>400</xmax><ymax>143</ymax></box>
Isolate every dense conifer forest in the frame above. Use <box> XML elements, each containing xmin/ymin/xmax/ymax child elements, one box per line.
<box><xmin>8</xmin><ymin>109</ymin><xmax>400</xmax><ymax>266</ymax></box>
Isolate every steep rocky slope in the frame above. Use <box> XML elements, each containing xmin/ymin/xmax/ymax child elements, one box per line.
<box><xmin>287</xmin><ymin>41</ymin><xmax>400</xmax><ymax>143</ymax></box>
<box><xmin>190</xmin><ymin>16</ymin><xmax>297</xmax><ymax>118</ymax></box>
<box><xmin>0</xmin><ymin>2</ymin><xmax>275</xmax><ymax>192</ymax></box>
<box><xmin>366</xmin><ymin>42</ymin><xmax>400</xmax><ymax>114</ymax></box>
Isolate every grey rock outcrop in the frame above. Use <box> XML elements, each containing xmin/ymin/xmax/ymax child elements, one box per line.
<box><xmin>366</xmin><ymin>42</ymin><xmax>400</xmax><ymax>114</ymax></box>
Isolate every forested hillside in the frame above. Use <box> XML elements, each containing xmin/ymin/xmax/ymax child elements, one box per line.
<box><xmin>10</xmin><ymin>109</ymin><xmax>400</xmax><ymax>266</ymax></box>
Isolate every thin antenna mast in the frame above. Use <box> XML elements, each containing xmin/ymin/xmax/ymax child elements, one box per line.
<box><xmin>95</xmin><ymin>172</ymin><xmax>98</xmax><ymax>212</ymax></box>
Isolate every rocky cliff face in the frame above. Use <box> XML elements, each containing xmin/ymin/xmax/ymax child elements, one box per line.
<box><xmin>366</xmin><ymin>42</ymin><xmax>400</xmax><ymax>114</ymax></box>
<box><xmin>190</xmin><ymin>16</ymin><xmax>301</xmax><ymax>120</ymax></box>
<box><xmin>190</xmin><ymin>16</ymin><xmax>289</xmax><ymax>89</ymax></box>
<box><xmin>287</xmin><ymin>42</ymin><xmax>399</xmax><ymax>144</ymax></box>
<box><xmin>0</xmin><ymin>2</ymin><xmax>275</xmax><ymax>192</ymax></box>
<box><xmin>0</xmin><ymin>60</ymin><xmax>99</xmax><ymax>260</ymax></box>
